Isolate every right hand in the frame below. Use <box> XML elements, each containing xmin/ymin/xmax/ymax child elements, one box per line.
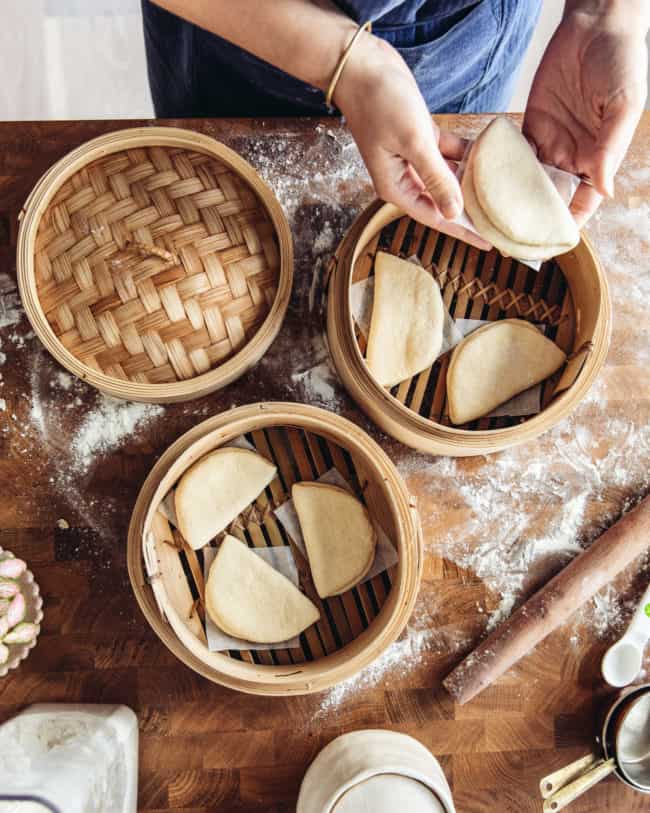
<box><xmin>335</xmin><ymin>33</ymin><xmax>491</xmax><ymax>250</ymax></box>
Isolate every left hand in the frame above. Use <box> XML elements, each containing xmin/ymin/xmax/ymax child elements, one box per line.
<box><xmin>523</xmin><ymin>6</ymin><xmax>648</xmax><ymax>227</ymax></box>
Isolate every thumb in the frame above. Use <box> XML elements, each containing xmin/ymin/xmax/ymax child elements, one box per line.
<box><xmin>589</xmin><ymin>97</ymin><xmax>641</xmax><ymax>197</ymax></box>
<box><xmin>407</xmin><ymin>138</ymin><xmax>463</xmax><ymax>220</ymax></box>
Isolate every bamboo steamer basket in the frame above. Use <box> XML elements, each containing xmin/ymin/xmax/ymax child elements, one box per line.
<box><xmin>127</xmin><ymin>402</ymin><xmax>422</xmax><ymax>696</ymax></box>
<box><xmin>327</xmin><ymin>202</ymin><xmax>611</xmax><ymax>456</ymax></box>
<box><xmin>17</xmin><ymin>127</ymin><xmax>292</xmax><ymax>403</ymax></box>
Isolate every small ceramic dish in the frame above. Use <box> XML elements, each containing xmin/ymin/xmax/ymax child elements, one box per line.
<box><xmin>0</xmin><ymin>547</ymin><xmax>43</xmax><ymax>677</ymax></box>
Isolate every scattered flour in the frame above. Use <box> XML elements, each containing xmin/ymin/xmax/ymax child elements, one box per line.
<box><xmin>312</xmin><ymin>221</ymin><xmax>336</xmax><ymax>255</ymax></box>
<box><xmin>588</xmin><ymin>584</ymin><xmax>627</xmax><ymax>638</ymax></box>
<box><xmin>228</xmin><ymin>124</ymin><xmax>370</xmax><ymax>230</ymax></box>
<box><xmin>50</xmin><ymin>370</ymin><xmax>75</xmax><ymax>391</ymax></box>
<box><xmin>458</xmin><ymin>494</ymin><xmax>586</xmax><ymax>632</ymax></box>
<box><xmin>71</xmin><ymin>396</ymin><xmax>164</xmax><ymax>473</ymax></box>
<box><xmin>318</xmin><ymin>626</ymin><xmax>434</xmax><ymax>717</ymax></box>
<box><xmin>261</xmin><ymin>331</ymin><xmax>346</xmax><ymax>411</ymax></box>
<box><xmin>291</xmin><ymin>361</ymin><xmax>340</xmax><ymax>407</ymax></box>
<box><xmin>0</xmin><ymin>274</ymin><xmax>23</xmax><ymax>330</ymax></box>
<box><xmin>316</xmin><ymin>597</ymin><xmax>472</xmax><ymax>717</ymax></box>
<box><xmin>26</xmin><ymin>350</ymin><xmax>166</xmax><ymax>536</ymax></box>
<box><xmin>413</xmin><ymin>401</ymin><xmax>650</xmax><ymax>638</ymax></box>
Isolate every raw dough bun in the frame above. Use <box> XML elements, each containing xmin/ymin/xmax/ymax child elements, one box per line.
<box><xmin>205</xmin><ymin>534</ymin><xmax>319</xmax><ymax>643</ymax></box>
<box><xmin>474</xmin><ymin>117</ymin><xmax>579</xmax><ymax>247</ymax></box>
<box><xmin>334</xmin><ymin>775</ymin><xmax>445</xmax><ymax>813</ymax></box>
<box><xmin>447</xmin><ymin>319</ymin><xmax>566</xmax><ymax>425</ymax></box>
<box><xmin>462</xmin><ymin>159</ymin><xmax>569</xmax><ymax>260</ymax></box>
<box><xmin>175</xmin><ymin>448</ymin><xmax>276</xmax><ymax>549</ymax></box>
<box><xmin>292</xmin><ymin>482</ymin><xmax>377</xmax><ymax>598</ymax></box>
<box><xmin>366</xmin><ymin>251</ymin><xmax>444</xmax><ymax>387</ymax></box>
<box><xmin>462</xmin><ymin>117</ymin><xmax>579</xmax><ymax>260</ymax></box>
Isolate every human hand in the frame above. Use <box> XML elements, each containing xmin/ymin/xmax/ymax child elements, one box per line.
<box><xmin>523</xmin><ymin>4</ymin><xmax>648</xmax><ymax>227</ymax></box>
<box><xmin>335</xmin><ymin>34</ymin><xmax>490</xmax><ymax>250</ymax></box>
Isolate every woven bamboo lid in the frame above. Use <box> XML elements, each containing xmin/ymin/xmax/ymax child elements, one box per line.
<box><xmin>17</xmin><ymin>127</ymin><xmax>293</xmax><ymax>402</ymax></box>
<box><xmin>328</xmin><ymin>202</ymin><xmax>611</xmax><ymax>457</ymax></box>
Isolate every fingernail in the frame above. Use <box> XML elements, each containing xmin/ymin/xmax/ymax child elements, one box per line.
<box><xmin>441</xmin><ymin>197</ymin><xmax>462</xmax><ymax>220</ymax></box>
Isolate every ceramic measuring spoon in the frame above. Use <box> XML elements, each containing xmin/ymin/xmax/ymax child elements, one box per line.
<box><xmin>602</xmin><ymin>583</ymin><xmax>650</xmax><ymax>688</ymax></box>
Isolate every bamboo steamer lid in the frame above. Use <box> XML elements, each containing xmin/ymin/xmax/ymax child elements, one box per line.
<box><xmin>127</xmin><ymin>403</ymin><xmax>422</xmax><ymax>696</ymax></box>
<box><xmin>17</xmin><ymin>127</ymin><xmax>293</xmax><ymax>403</ymax></box>
<box><xmin>327</xmin><ymin>201</ymin><xmax>611</xmax><ymax>457</ymax></box>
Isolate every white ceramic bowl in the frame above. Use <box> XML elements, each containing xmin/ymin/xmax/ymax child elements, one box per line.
<box><xmin>0</xmin><ymin>547</ymin><xmax>43</xmax><ymax>677</ymax></box>
<box><xmin>297</xmin><ymin>730</ymin><xmax>455</xmax><ymax>813</ymax></box>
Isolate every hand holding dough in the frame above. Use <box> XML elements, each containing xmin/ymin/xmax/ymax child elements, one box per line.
<box><xmin>205</xmin><ymin>535</ymin><xmax>320</xmax><ymax>643</ymax></box>
<box><xmin>462</xmin><ymin>117</ymin><xmax>579</xmax><ymax>260</ymax></box>
<box><xmin>292</xmin><ymin>482</ymin><xmax>377</xmax><ymax>598</ymax></box>
<box><xmin>175</xmin><ymin>448</ymin><xmax>276</xmax><ymax>549</ymax></box>
<box><xmin>447</xmin><ymin>319</ymin><xmax>566</xmax><ymax>424</ymax></box>
<box><xmin>366</xmin><ymin>251</ymin><xmax>444</xmax><ymax>387</ymax></box>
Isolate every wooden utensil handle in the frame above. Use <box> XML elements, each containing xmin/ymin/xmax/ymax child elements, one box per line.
<box><xmin>444</xmin><ymin>494</ymin><xmax>650</xmax><ymax>705</ymax></box>
<box><xmin>540</xmin><ymin>753</ymin><xmax>599</xmax><ymax>798</ymax></box>
<box><xmin>542</xmin><ymin>758</ymin><xmax>616</xmax><ymax>812</ymax></box>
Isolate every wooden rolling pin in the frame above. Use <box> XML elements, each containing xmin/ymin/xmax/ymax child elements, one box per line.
<box><xmin>444</xmin><ymin>494</ymin><xmax>650</xmax><ymax>705</ymax></box>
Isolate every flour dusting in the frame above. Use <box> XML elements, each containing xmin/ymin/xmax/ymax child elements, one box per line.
<box><xmin>24</xmin><ymin>349</ymin><xmax>167</xmax><ymax>538</ymax></box>
<box><xmin>313</xmin><ymin>221</ymin><xmax>336</xmax><ymax>255</ymax></box>
<box><xmin>457</xmin><ymin>494</ymin><xmax>586</xmax><ymax>632</ymax></box>
<box><xmin>262</xmin><ymin>331</ymin><xmax>347</xmax><ymax>410</ymax></box>
<box><xmin>50</xmin><ymin>370</ymin><xmax>75</xmax><ymax>391</ymax></box>
<box><xmin>416</xmin><ymin>402</ymin><xmax>650</xmax><ymax>637</ymax></box>
<box><xmin>0</xmin><ymin>274</ymin><xmax>23</xmax><ymax>330</ymax></box>
<box><xmin>291</xmin><ymin>361</ymin><xmax>340</xmax><ymax>407</ymax></box>
<box><xmin>228</xmin><ymin>124</ymin><xmax>369</xmax><ymax>230</ymax></box>
<box><xmin>71</xmin><ymin>396</ymin><xmax>164</xmax><ymax>473</ymax></box>
<box><xmin>317</xmin><ymin>625</ymin><xmax>434</xmax><ymax>717</ymax></box>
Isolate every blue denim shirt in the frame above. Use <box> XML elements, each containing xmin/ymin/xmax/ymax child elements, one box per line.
<box><xmin>142</xmin><ymin>0</ymin><xmax>541</xmax><ymax>117</ymax></box>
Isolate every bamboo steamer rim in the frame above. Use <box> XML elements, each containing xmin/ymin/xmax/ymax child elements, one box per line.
<box><xmin>127</xmin><ymin>402</ymin><xmax>423</xmax><ymax>696</ymax></box>
<box><xmin>17</xmin><ymin>127</ymin><xmax>293</xmax><ymax>403</ymax></box>
<box><xmin>327</xmin><ymin>201</ymin><xmax>612</xmax><ymax>457</ymax></box>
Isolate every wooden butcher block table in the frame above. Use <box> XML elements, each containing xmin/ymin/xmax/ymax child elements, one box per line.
<box><xmin>0</xmin><ymin>114</ymin><xmax>649</xmax><ymax>812</ymax></box>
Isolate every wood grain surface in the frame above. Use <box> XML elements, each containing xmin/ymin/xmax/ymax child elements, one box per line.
<box><xmin>0</xmin><ymin>114</ymin><xmax>649</xmax><ymax>812</ymax></box>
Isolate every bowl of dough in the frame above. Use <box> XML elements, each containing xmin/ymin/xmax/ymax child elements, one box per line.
<box><xmin>128</xmin><ymin>402</ymin><xmax>422</xmax><ymax>695</ymax></box>
<box><xmin>328</xmin><ymin>117</ymin><xmax>611</xmax><ymax>456</ymax></box>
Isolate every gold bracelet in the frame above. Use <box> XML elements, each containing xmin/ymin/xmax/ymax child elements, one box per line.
<box><xmin>325</xmin><ymin>21</ymin><xmax>372</xmax><ymax>109</ymax></box>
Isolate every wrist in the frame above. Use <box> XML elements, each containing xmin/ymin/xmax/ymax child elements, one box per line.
<box><xmin>332</xmin><ymin>33</ymin><xmax>401</xmax><ymax>110</ymax></box>
<box><xmin>309</xmin><ymin>17</ymin><xmax>359</xmax><ymax>93</ymax></box>
<box><xmin>563</xmin><ymin>0</ymin><xmax>650</xmax><ymax>36</ymax></box>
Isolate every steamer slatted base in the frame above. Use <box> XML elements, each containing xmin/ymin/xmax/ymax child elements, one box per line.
<box><xmin>352</xmin><ymin>216</ymin><xmax>574</xmax><ymax>431</ymax></box>
<box><xmin>129</xmin><ymin>404</ymin><xmax>422</xmax><ymax>695</ymax></box>
<box><xmin>159</xmin><ymin>428</ymin><xmax>391</xmax><ymax>667</ymax></box>
<box><xmin>328</xmin><ymin>200</ymin><xmax>610</xmax><ymax>456</ymax></box>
